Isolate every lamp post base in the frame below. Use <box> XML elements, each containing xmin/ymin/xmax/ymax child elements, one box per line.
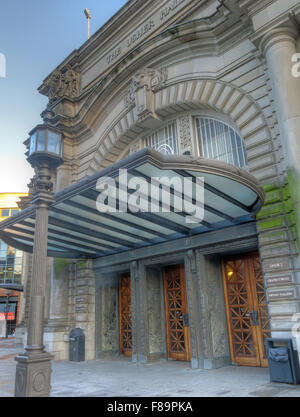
<box><xmin>14</xmin><ymin>351</ymin><xmax>54</xmax><ymax>397</ymax></box>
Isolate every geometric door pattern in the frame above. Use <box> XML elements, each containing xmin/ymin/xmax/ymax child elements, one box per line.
<box><xmin>163</xmin><ymin>264</ymin><xmax>191</xmax><ymax>362</ymax></box>
<box><xmin>253</xmin><ymin>255</ymin><xmax>271</xmax><ymax>365</ymax></box>
<box><xmin>119</xmin><ymin>273</ymin><xmax>132</xmax><ymax>358</ymax></box>
<box><xmin>222</xmin><ymin>253</ymin><xmax>271</xmax><ymax>367</ymax></box>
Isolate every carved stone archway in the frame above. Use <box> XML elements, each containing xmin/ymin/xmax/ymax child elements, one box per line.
<box><xmin>86</xmin><ymin>79</ymin><xmax>276</xmax><ymax>183</ymax></box>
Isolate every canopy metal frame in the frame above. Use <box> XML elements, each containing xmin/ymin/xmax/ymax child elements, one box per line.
<box><xmin>0</xmin><ymin>148</ymin><xmax>264</xmax><ymax>259</ymax></box>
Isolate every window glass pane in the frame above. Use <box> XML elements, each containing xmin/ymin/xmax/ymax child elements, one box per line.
<box><xmin>30</xmin><ymin>132</ymin><xmax>36</xmax><ymax>155</ymax></box>
<box><xmin>195</xmin><ymin>117</ymin><xmax>248</xmax><ymax>169</ymax></box>
<box><xmin>145</xmin><ymin>121</ymin><xmax>178</xmax><ymax>155</ymax></box>
<box><xmin>48</xmin><ymin>131</ymin><xmax>60</xmax><ymax>154</ymax></box>
<box><xmin>1</xmin><ymin>209</ymin><xmax>9</xmax><ymax>217</ymax></box>
<box><xmin>0</xmin><ymin>242</ymin><xmax>23</xmax><ymax>284</ymax></box>
<box><xmin>37</xmin><ymin>130</ymin><xmax>46</xmax><ymax>151</ymax></box>
<box><xmin>10</xmin><ymin>209</ymin><xmax>19</xmax><ymax>216</ymax></box>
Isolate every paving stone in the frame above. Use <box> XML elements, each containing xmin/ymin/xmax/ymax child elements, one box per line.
<box><xmin>1</xmin><ymin>339</ymin><xmax>300</xmax><ymax>397</ymax></box>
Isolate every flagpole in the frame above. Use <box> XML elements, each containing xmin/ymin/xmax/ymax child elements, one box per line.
<box><xmin>84</xmin><ymin>8</ymin><xmax>91</xmax><ymax>40</ymax></box>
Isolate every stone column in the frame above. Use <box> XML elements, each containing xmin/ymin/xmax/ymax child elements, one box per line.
<box><xmin>44</xmin><ymin>259</ymin><xmax>70</xmax><ymax>361</ymax></box>
<box><xmin>184</xmin><ymin>251</ymin><xmax>203</xmax><ymax>369</ymax></box>
<box><xmin>73</xmin><ymin>260</ymin><xmax>96</xmax><ymax>360</ymax></box>
<box><xmin>95</xmin><ymin>272</ymin><xmax>118</xmax><ymax>359</ymax></box>
<box><xmin>130</xmin><ymin>261</ymin><xmax>149</xmax><ymax>363</ymax></box>
<box><xmin>260</xmin><ymin>27</ymin><xmax>300</xmax><ymax>243</ymax></box>
<box><xmin>44</xmin><ymin>158</ymin><xmax>73</xmax><ymax>360</ymax></box>
<box><xmin>259</xmin><ymin>27</ymin><xmax>300</xmax><ymax>351</ymax></box>
<box><xmin>190</xmin><ymin>252</ymin><xmax>230</xmax><ymax>370</ymax></box>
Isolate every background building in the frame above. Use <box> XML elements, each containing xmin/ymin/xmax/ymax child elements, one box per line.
<box><xmin>1</xmin><ymin>0</ymin><xmax>300</xmax><ymax>369</ymax></box>
<box><xmin>0</xmin><ymin>193</ymin><xmax>27</xmax><ymax>336</ymax></box>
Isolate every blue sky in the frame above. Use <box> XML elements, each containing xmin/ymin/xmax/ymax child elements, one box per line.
<box><xmin>0</xmin><ymin>0</ymin><xmax>127</xmax><ymax>193</ymax></box>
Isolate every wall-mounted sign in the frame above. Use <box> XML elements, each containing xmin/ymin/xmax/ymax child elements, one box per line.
<box><xmin>82</xmin><ymin>0</ymin><xmax>193</xmax><ymax>88</ymax></box>
<box><xmin>264</xmin><ymin>258</ymin><xmax>291</xmax><ymax>272</ymax></box>
<box><xmin>266</xmin><ymin>276</ymin><xmax>293</xmax><ymax>286</ymax></box>
<box><xmin>268</xmin><ymin>290</ymin><xmax>295</xmax><ymax>300</ymax></box>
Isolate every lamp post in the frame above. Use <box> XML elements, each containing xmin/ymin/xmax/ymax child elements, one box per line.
<box><xmin>14</xmin><ymin>123</ymin><xmax>64</xmax><ymax>397</ymax></box>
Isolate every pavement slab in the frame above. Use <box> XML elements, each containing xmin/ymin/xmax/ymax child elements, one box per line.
<box><xmin>1</xmin><ymin>338</ymin><xmax>300</xmax><ymax>397</ymax></box>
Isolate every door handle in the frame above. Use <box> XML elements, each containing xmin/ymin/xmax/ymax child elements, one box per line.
<box><xmin>183</xmin><ymin>313</ymin><xmax>189</xmax><ymax>327</ymax></box>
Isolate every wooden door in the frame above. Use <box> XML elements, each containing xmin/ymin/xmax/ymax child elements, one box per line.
<box><xmin>163</xmin><ymin>265</ymin><xmax>191</xmax><ymax>362</ymax></box>
<box><xmin>119</xmin><ymin>273</ymin><xmax>132</xmax><ymax>358</ymax></box>
<box><xmin>222</xmin><ymin>253</ymin><xmax>271</xmax><ymax>367</ymax></box>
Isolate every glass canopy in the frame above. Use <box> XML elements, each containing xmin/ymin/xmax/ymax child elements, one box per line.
<box><xmin>0</xmin><ymin>148</ymin><xmax>264</xmax><ymax>259</ymax></box>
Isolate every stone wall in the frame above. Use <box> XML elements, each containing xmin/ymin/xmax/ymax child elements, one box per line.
<box><xmin>185</xmin><ymin>251</ymin><xmax>231</xmax><ymax>369</ymax></box>
<box><xmin>73</xmin><ymin>260</ymin><xmax>96</xmax><ymax>360</ymax></box>
<box><xmin>95</xmin><ymin>273</ymin><xmax>118</xmax><ymax>359</ymax></box>
<box><xmin>146</xmin><ymin>268</ymin><xmax>165</xmax><ymax>359</ymax></box>
<box><xmin>257</xmin><ymin>184</ymin><xmax>300</xmax><ymax>343</ymax></box>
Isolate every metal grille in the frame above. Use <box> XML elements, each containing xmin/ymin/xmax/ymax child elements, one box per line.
<box><xmin>196</xmin><ymin>117</ymin><xmax>248</xmax><ymax>169</ymax></box>
<box><xmin>145</xmin><ymin>121</ymin><xmax>178</xmax><ymax>155</ymax></box>
<box><xmin>119</xmin><ymin>274</ymin><xmax>132</xmax><ymax>356</ymax></box>
<box><xmin>225</xmin><ymin>258</ymin><xmax>256</xmax><ymax>358</ymax></box>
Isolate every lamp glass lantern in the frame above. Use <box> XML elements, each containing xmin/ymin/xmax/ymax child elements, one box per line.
<box><xmin>27</xmin><ymin>125</ymin><xmax>64</xmax><ymax>168</ymax></box>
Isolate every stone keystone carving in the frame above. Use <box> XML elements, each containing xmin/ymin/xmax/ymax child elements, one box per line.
<box><xmin>124</xmin><ymin>67</ymin><xmax>168</xmax><ymax>108</ymax></box>
<box><xmin>45</xmin><ymin>65</ymin><xmax>81</xmax><ymax>105</ymax></box>
<box><xmin>178</xmin><ymin>116</ymin><xmax>192</xmax><ymax>154</ymax></box>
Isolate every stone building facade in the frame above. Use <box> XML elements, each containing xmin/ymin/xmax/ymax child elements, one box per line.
<box><xmin>8</xmin><ymin>0</ymin><xmax>300</xmax><ymax>368</ymax></box>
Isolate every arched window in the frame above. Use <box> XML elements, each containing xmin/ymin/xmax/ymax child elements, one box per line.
<box><xmin>195</xmin><ymin>117</ymin><xmax>248</xmax><ymax>169</ymax></box>
<box><xmin>145</xmin><ymin>121</ymin><xmax>178</xmax><ymax>155</ymax></box>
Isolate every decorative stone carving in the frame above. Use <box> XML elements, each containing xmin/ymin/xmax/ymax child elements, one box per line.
<box><xmin>178</xmin><ymin>116</ymin><xmax>192</xmax><ymax>155</ymax></box>
<box><xmin>45</xmin><ymin>65</ymin><xmax>81</xmax><ymax>105</ymax></box>
<box><xmin>151</xmin><ymin>67</ymin><xmax>168</xmax><ymax>92</ymax></box>
<box><xmin>124</xmin><ymin>67</ymin><xmax>168</xmax><ymax>109</ymax></box>
<box><xmin>124</xmin><ymin>84</ymin><xmax>136</xmax><ymax>109</ymax></box>
<box><xmin>130</xmin><ymin>140</ymin><xmax>142</xmax><ymax>155</ymax></box>
<box><xmin>124</xmin><ymin>67</ymin><xmax>167</xmax><ymax>128</ymax></box>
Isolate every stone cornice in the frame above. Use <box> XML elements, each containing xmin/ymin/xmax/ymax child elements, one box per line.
<box><xmin>38</xmin><ymin>0</ymin><xmax>251</xmax><ymax>100</ymax></box>
<box><xmin>241</xmin><ymin>0</ymin><xmax>275</xmax><ymax>17</ymax></box>
<box><xmin>250</xmin><ymin>4</ymin><xmax>300</xmax><ymax>53</ymax></box>
<box><xmin>41</xmin><ymin>4</ymin><xmax>253</xmax><ymax>138</ymax></box>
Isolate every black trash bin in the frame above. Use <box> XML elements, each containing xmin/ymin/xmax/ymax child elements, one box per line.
<box><xmin>265</xmin><ymin>338</ymin><xmax>300</xmax><ymax>385</ymax></box>
<box><xmin>69</xmin><ymin>328</ymin><xmax>85</xmax><ymax>362</ymax></box>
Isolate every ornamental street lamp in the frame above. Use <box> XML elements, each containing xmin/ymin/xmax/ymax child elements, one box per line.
<box><xmin>14</xmin><ymin>124</ymin><xmax>64</xmax><ymax>397</ymax></box>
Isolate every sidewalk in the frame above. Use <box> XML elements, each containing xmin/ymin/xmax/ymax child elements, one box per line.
<box><xmin>1</xmin><ymin>338</ymin><xmax>300</xmax><ymax>397</ymax></box>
